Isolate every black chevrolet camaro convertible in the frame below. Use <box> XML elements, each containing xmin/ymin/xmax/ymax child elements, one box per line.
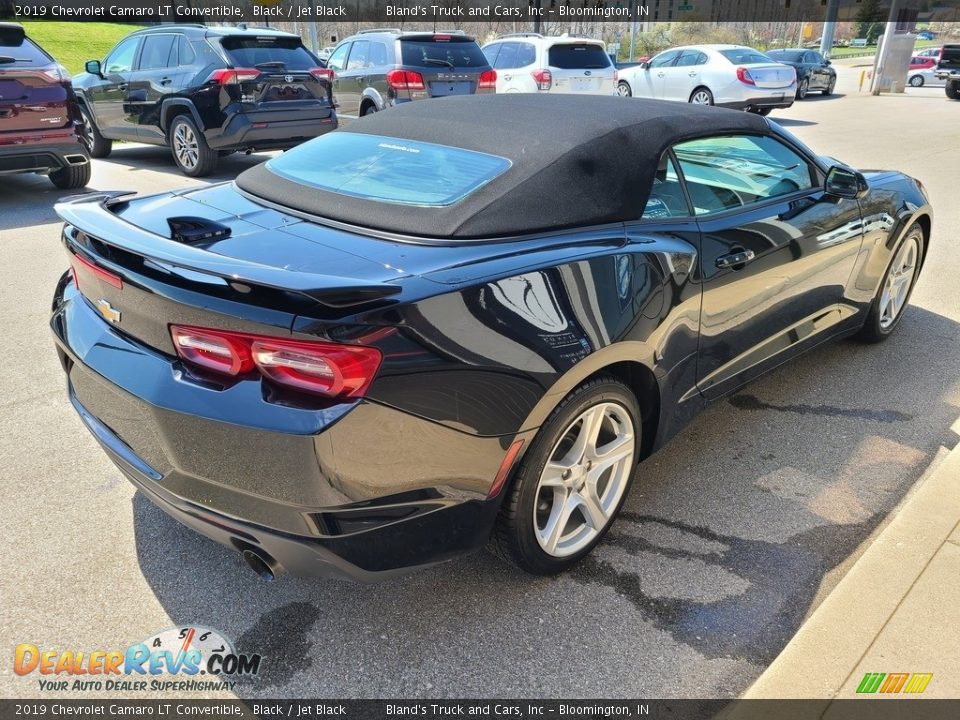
<box><xmin>51</xmin><ymin>95</ymin><xmax>931</xmax><ymax>581</ymax></box>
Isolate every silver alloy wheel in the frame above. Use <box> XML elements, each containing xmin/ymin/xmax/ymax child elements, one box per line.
<box><xmin>690</xmin><ymin>89</ymin><xmax>712</xmax><ymax>105</ymax></box>
<box><xmin>879</xmin><ymin>233</ymin><xmax>921</xmax><ymax>330</ymax></box>
<box><xmin>80</xmin><ymin>110</ymin><xmax>94</xmax><ymax>152</ymax></box>
<box><xmin>909</xmin><ymin>75</ymin><xmax>924</xmax><ymax>87</ymax></box>
<box><xmin>533</xmin><ymin>402</ymin><xmax>635</xmax><ymax>557</ymax></box>
<box><xmin>617</xmin><ymin>81</ymin><xmax>632</xmax><ymax>97</ymax></box>
<box><xmin>173</xmin><ymin>122</ymin><xmax>199</xmax><ymax>170</ymax></box>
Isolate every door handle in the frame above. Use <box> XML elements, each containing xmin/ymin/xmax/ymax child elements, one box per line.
<box><xmin>159</xmin><ymin>77</ymin><xmax>171</xmax><ymax>85</ymax></box>
<box><xmin>688</xmin><ymin>71</ymin><xmax>697</xmax><ymax>76</ymax></box>
<box><xmin>117</xmin><ymin>83</ymin><xmax>127</xmax><ymax>91</ymax></box>
<box><xmin>657</xmin><ymin>72</ymin><xmax>665</xmax><ymax>77</ymax></box>
<box><xmin>715</xmin><ymin>249</ymin><xmax>756</xmax><ymax>269</ymax></box>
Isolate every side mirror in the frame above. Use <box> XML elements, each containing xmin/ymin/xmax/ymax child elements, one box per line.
<box><xmin>825</xmin><ymin>165</ymin><xmax>868</xmax><ymax>199</ymax></box>
<box><xmin>85</xmin><ymin>60</ymin><xmax>102</xmax><ymax>77</ymax></box>
<box><xmin>825</xmin><ymin>58</ymin><xmax>832</xmax><ymax>65</ymax></box>
<box><xmin>640</xmin><ymin>61</ymin><xmax>650</xmax><ymax>70</ymax></box>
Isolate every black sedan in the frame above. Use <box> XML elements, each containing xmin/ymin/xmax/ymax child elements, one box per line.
<box><xmin>51</xmin><ymin>95</ymin><xmax>930</xmax><ymax>581</ymax></box>
<box><xmin>766</xmin><ymin>48</ymin><xmax>838</xmax><ymax>98</ymax></box>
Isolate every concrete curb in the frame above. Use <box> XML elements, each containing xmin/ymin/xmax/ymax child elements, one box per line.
<box><xmin>738</xmin><ymin>417</ymin><xmax>960</xmax><ymax>703</ymax></box>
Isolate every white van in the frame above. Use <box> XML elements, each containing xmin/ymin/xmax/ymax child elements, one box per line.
<box><xmin>481</xmin><ymin>33</ymin><xmax>617</xmax><ymax>95</ymax></box>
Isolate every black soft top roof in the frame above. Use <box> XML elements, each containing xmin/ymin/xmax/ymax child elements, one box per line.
<box><xmin>235</xmin><ymin>94</ymin><xmax>769</xmax><ymax>240</ymax></box>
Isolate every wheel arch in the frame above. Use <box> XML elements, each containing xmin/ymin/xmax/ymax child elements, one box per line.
<box><xmin>360</xmin><ymin>88</ymin><xmax>384</xmax><ymax>113</ymax></box>
<box><xmin>518</xmin><ymin>342</ymin><xmax>661</xmax><ymax>461</ymax></box>
<box><xmin>160</xmin><ymin>98</ymin><xmax>203</xmax><ymax>135</ymax></box>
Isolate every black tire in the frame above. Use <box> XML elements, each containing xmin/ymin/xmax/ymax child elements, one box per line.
<box><xmin>489</xmin><ymin>377</ymin><xmax>642</xmax><ymax>575</ymax></box>
<box><xmin>796</xmin><ymin>78</ymin><xmax>809</xmax><ymax>99</ymax></box>
<box><xmin>361</xmin><ymin>102</ymin><xmax>378</xmax><ymax>117</ymax></box>
<box><xmin>946</xmin><ymin>81</ymin><xmax>960</xmax><ymax>100</ymax></box>
<box><xmin>822</xmin><ymin>77</ymin><xmax>836</xmax><ymax>96</ymax></box>
<box><xmin>168</xmin><ymin>114</ymin><xmax>218</xmax><ymax>177</ymax></box>
<box><xmin>79</xmin><ymin>104</ymin><xmax>112</xmax><ymax>158</ymax></box>
<box><xmin>48</xmin><ymin>161</ymin><xmax>91</xmax><ymax>190</ymax></box>
<box><xmin>617</xmin><ymin>80</ymin><xmax>632</xmax><ymax>97</ymax></box>
<box><xmin>856</xmin><ymin>222</ymin><xmax>925</xmax><ymax>343</ymax></box>
<box><xmin>908</xmin><ymin>74</ymin><xmax>924</xmax><ymax>87</ymax></box>
<box><xmin>689</xmin><ymin>86</ymin><xmax>714</xmax><ymax>105</ymax></box>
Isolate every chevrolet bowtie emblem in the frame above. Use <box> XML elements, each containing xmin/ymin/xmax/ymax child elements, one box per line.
<box><xmin>96</xmin><ymin>299</ymin><xmax>121</xmax><ymax>324</ymax></box>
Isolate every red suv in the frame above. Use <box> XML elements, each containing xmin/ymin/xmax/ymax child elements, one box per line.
<box><xmin>0</xmin><ymin>23</ymin><xmax>90</xmax><ymax>189</ymax></box>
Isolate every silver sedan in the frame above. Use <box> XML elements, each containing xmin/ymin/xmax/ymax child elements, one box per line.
<box><xmin>618</xmin><ymin>44</ymin><xmax>797</xmax><ymax>115</ymax></box>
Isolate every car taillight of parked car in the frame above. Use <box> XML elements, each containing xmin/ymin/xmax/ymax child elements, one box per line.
<box><xmin>386</xmin><ymin>69</ymin><xmax>426</xmax><ymax>91</ymax></box>
<box><xmin>209</xmin><ymin>68</ymin><xmax>262</xmax><ymax>85</ymax></box>
<box><xmin>169</xmin><ymin>325</ymin><xmax>382</xmax><ymax>399</ymax></box>
<box><xmin>532</xmin><ymin>69</ymin><xmax>552</xmax><ymax>90</ymax></box>
<box><xmin>309</xmin><ymin>67</ymin><xmax>335</xmax><ymax>81</ymax></box>
<box><xmin>478</xmin><ymin>69</ymin><xmax>497</xmax><ymax>90</ymax></box>
<box><xmin>736</xmin><ymin>67</ymin><xmax>756</xmax><ymax>86</ymax></box>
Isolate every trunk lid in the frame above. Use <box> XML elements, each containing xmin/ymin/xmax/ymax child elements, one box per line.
<box><xmin>214</xmin><ymin>35</ymin><xmax>334</xmax><ymax>111</ymax></box>
<box><xmin>742</xmin><ymin>63</ymin><xmax>796</xmax><ymax>89</ymax></box>
<box><xmin>0</xmin><ymin>28</ymin><xmax>71</xmax><ymax>134</ymax></box>
<box><xmin>547</xmin><ymin>42</ymin><xmax>616</xmax><ymax>94</ymax></box>
<box><xmin>397</xmin><ymin>35</ymin><xmax>491</xmax><ymax>99</ymax></box>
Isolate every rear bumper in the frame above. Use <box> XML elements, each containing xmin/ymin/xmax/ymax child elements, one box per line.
<box><xmin>207</xmin><ymin>105</ymin><xmax>338</xmax><ymax>150</ymax></box>
<box><xmin>0</xmin><ymin>138</ymin><xmax>89</xmax><ymax>174</ymax></box>
<box><xmin>50</xmin><ymin>277</ymin><xmax>510</xmax><ymax>581</ymax></box>
<box><xmin>718</xmin><ymin>94</ymin><xmax>795</xmax><ymax>111</ymax></box>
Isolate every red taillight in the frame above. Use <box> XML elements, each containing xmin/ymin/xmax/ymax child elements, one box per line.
<box><xmin>309</xmin><ymin>67</ymin><xmax>335</xmax><ymax>81</ymax></box>
<box><xmin>532</xmin><ymin>69</ymin><xmax>552</xmax><ymax>91</ymax></box>
<box><xmin>386</xmin><ymin>69</ymin><xmax>426</xmax><ymax>91</ymax></box>
<box><xmin>209</xmin><ymin>68</ymin><xmax>261</xmax><ymax>85</ymax></box>
<box><xmin>70</xmin><ymin>253</ymin><xmax>123</xmax><ymax>290</ymax></box>
<box><xmin>478</xmin><ymin>69</ymin><xmax>497</xmax><ymax>90</ymax></box>
<box><xmin>170</xmin><ymin>326</ymin><xmax>254</xmax><ymax>376</ymax></box>
<box><xmin>169</xmin><ymin>325</ymin><xmax>383</xmax><ymax>399</ymax></box>
<box><xmin>736</xmin><ymin>67</ymin><xmax>756</xmax><ymax>85</ymax></box>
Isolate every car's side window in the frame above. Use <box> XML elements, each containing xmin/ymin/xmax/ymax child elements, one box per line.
<box><xmin>643</xmin><ymin>153</ymin><xmax>691</xmax><ymax>220</ymax></box>
<box><xmin>346</xmin><ymin>40</ymin><xmax>370</xmax><ymax>70</ymax></box>
<box><xmin>494</xmin><ymin>42</ymin><xmax>520</xmax><ymax>70</ymax></box>
<box><xmin>649</xmin><ymin>50</ymin><xmax>680</xmax><ymax>68</ymax></box>
<box><xmin>482</xmin><ymin>43</ymin><xmax>501</xmax><ymax>67</ymax></box>
<box><xmin>672</xmin><ymin>134</ymin><xmax>815</xmax><ymax>216</ymax></box>
<box><xmin>178</xmin><ymin>35</ymin><xmax>196</xmax><ymax>66</ymax></box>
<box><xmin>327</xmin><ymin>42</ymin><xmax>350</xmax><ymax>72</ymax></box>
<box><xmin>517</xmin><ymin>42</ymin><xmax>537</xmax><ymax>67</ymax></box>
<box><xmin>675</xmin><ymin>50</ymin><xmax>701</xmax><ymax>68</ymax></box>
<box><xmin>104</xmin><ymin>37</ymin><xmax>140</xmax><ymax>74</ymax></box>
<box><xmin>368</xmin><ymin>42</ymin><xmax>388</xmax><ymax>67</ymax></box>
<box><xmin>139</xmin><ymin>34</ymin><xmax>176</xmax><ymax>71</ymax></box>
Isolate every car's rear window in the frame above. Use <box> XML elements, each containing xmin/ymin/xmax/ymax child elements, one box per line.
<box><xmin>399</xmin><ymin>38</ymin><xmax>489</xmax><ymax>69</ymax></box>
<box><xmin>719</xmin><ymin>49</ymin><xmax>773</xmax><ymax>65</ymax></box>
<box><xmin>767</xmin><ymin>50</ymin><xmax>805</xmax><ymax>62</ymax></box>
<box><xmin>218</xmin><ymin>36</ymin><xmax>318</xmax><ymax>71</ymax></box>
<box><xmin>264</xmin><ymin>133</ymin><xmax>511</xmax><ymax>207</ymax></box>
<box><xmin>548</xmin><ymin>43</ymin><xmax>612</xmax><ymax>69</ymax></box>
<box><xmin>0</xmin><ymin>31</ymin><xmax>52</xmax><ymax>66</ymax></box>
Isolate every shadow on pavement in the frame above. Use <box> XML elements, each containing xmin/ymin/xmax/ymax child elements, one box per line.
<box><xmin>130</xmin><ymin>304</ymin><xmax>960</xmax><ymax>697</ymax></box>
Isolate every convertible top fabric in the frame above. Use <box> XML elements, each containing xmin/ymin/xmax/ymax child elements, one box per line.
<box><xmin>235</xmin><ymin>94</ymin><xmax>768</xmax><ymax>240</ymax></box>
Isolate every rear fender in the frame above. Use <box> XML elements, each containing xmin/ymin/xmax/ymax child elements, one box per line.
<box><xmin>160</xmin><ymin>98</ymin><xmax>204</xmax><ymax>134</ymax></box>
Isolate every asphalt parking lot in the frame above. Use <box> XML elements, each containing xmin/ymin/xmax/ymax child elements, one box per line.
<box><xmin>2</xmin><ymin>63</ymin><xmax>959</xmax><ymax>699</ymax></box>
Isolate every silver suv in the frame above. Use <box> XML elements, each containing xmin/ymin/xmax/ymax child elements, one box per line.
<box><xmin>325</xmin><ymin>29</ymin><xmax>496</xmax><ymax>119</ymax></box>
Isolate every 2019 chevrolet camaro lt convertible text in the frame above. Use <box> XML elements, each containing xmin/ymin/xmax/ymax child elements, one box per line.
<box><xmin>51</xmin><ymin>95</ymin><xmax>931</xmax><ymax>581</ymax></box>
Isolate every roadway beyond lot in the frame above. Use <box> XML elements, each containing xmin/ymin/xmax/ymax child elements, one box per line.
<box><xmin>1</xmin><ymin>64</ymin><xmax>958</xmax><ymax>699</ymax></box>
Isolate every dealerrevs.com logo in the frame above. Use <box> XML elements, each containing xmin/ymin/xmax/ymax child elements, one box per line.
<box><xmin>14</xmin><ymin>626</ymin><xmax>262</xmax><ymax>693</ymax></box>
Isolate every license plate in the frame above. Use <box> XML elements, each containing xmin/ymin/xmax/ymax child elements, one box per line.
<box><xmin>572</xmin><ymin>77</ymin><xmax>595</xmax><ymax>91</ymax></box>
<box><xmin>430</xmin><ymin>81</ymin><xmax>472</xmax><ymax>96</ymax></box>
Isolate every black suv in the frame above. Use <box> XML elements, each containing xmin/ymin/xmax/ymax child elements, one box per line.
<box><xmin>325</xmin><ymin>29</ymin><xmax>495</xmax><ymax>119</ymax></box>
<box><xmin>0</xmin><ymin>22</ymin><xmax>90</xmax><ymax>189</ymax></box>
<box><xmin>72</xmin><ymin>25</ymin><xmax>337</xmax><ymax>177</ymax></box>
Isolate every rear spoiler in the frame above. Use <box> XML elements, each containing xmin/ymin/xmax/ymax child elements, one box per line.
<box><xmin>54</xmin><ymin>192</ymin><xmax>401</xmax><ymax>308</ymax></box>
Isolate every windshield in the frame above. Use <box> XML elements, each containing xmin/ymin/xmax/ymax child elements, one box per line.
<box><xmin>719</xmin><ymin>48</ymin><xmax>773</xmax><ymax>65</ymax></box>
<box><xmin>264</xmin><ymin>132</ymin><xmax>511</xmax><ymax>207</ymax></box>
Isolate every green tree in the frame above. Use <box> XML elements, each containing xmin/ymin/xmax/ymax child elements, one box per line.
<box><xmin>856</xmin><ymin>0</ymin><xmax>887</xmax><ymax>44</ymax></box>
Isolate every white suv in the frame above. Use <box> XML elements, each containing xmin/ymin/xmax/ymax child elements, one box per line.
<box><xmin>481</xmin><ymin>33</ymin><xmax>616</xmax><ymax>95</ymax></box>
